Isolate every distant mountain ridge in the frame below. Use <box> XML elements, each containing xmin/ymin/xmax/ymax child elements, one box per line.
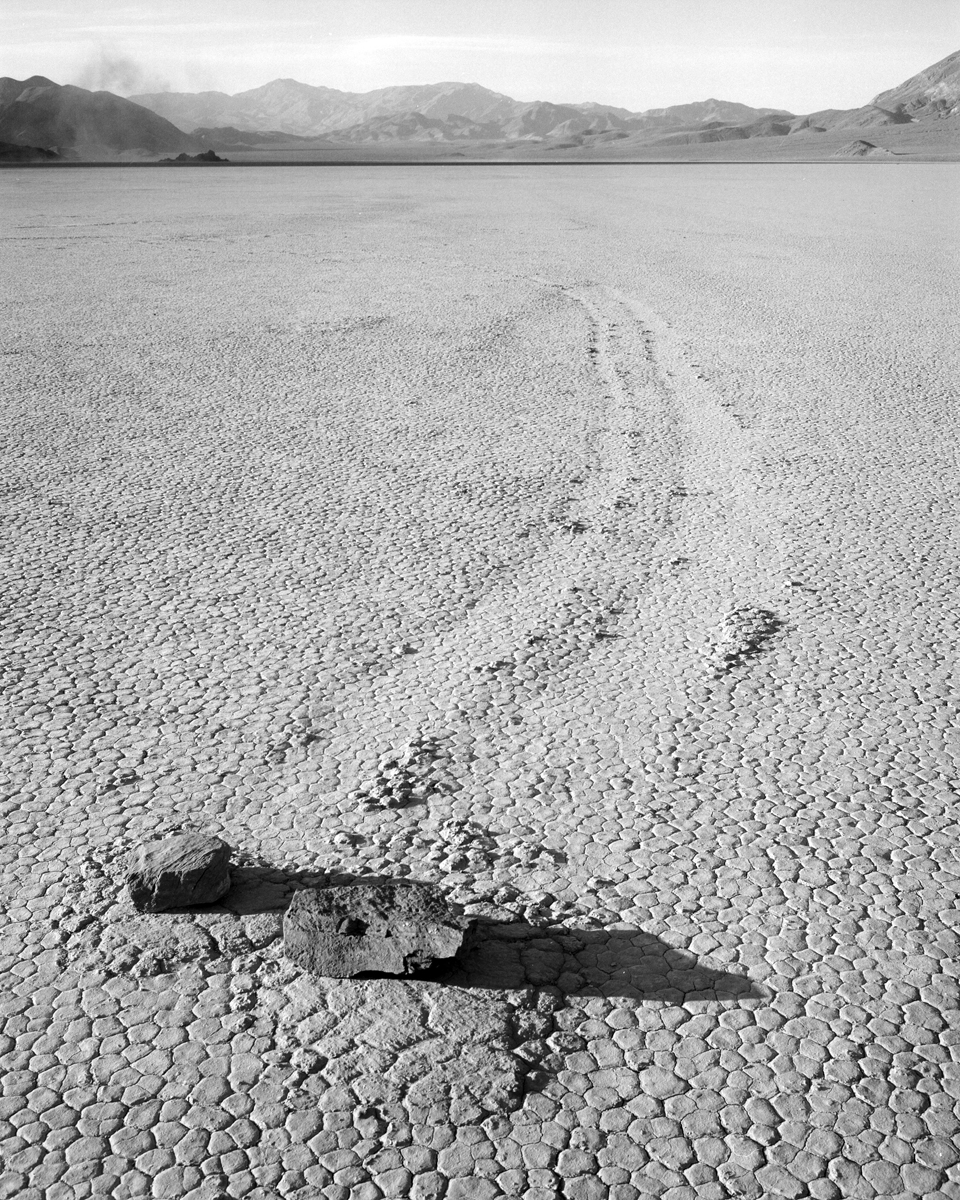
<box><xmin>128</xmin><ymin>50</ymin><xmax>959</xmax><ymax>149</ymax></box>
<box><xmin>626</xmin><ymin>98</ymin><xmax>790</xmax><ymax>128</ymax></box>
<box><xmin>190</xmin><ymin>125</ymin><xmax>328</xmax><ymax>151</ymax></box>
<box><xmin>131</xmin><ymin>77</ymin><xmax>793</xmax><ymax>142</ymax></box>
<box><xmin>0</xmin><ymin>49</ymin><xmax>956</xmax><ymax>158</ymax></box>
<box><xmin>131</xmin><ymin>79</ymin><xmax>523</xmax><ymax>138</ymax></box>
<box><xmin>318</xmin><ymin>110</ymin><xmax>502</xmax><ymax>143</ymax></box>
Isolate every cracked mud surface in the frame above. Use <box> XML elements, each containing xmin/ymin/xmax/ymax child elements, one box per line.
<box><xmin>1</xmin><ymin>164</ymin><xmax>959</xmax><ymax>1198</ymax></box>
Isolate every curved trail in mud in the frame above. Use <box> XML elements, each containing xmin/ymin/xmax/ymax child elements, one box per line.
<box><xmin>257</xmin><ymin>275</ymin><xmax>801</xmax><ymax>941</ymax></box>
<box><xmin>317</xmin><ymin>276</ymin><xmax>789</xmax><ymax>785</ymax></box>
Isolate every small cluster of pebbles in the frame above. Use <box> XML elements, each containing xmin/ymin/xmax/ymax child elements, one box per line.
<box><xmin>708</xmin><ymin>605</ymin><xmax>782</xmax><ymax>676</ymax></box>
<box><xmin>350</xmin><ymin>735</ymin><xmax>444</xmax><ymax>809</ymax></box>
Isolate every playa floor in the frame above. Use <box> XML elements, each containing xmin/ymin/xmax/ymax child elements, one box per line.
<box><xmin>2</xmin><ymin>164</ymin><xmax>959</xmax><ymax>1199</ymax></box>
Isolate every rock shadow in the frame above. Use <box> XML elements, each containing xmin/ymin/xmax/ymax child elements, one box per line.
<box><xmin>211</xmin><ymin>872</ymin><xmax>762</xmax><ymax>1005</ymax></box>
<box><xmin>215</xmin><ymin>867</ymin><xmax>445</xmax><ymax>918</ymax></box>
<box><xmin>431</xmin><ymin>920</ymin><xmax>764</xmax><ymax>1004</ymax></box>
<box><xmin>214</xmin><ymin>864</ymin><xmax>329</xmax><ymax>916</ymax></box>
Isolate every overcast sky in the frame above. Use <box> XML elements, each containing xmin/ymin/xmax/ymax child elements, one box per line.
<box><xmin>6</xmin><ymin>0</ymin><xmax>959</xmax><ymax>112</ymax></box>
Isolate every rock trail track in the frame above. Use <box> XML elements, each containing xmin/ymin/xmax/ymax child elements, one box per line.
<box><xmin>1</xmin><ymin>165</ymin><xmax>959</xmax><ymax>1200</ymax></box>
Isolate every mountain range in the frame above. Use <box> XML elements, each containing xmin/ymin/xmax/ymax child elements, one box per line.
<box><xmin>129</xmin><ymin>77</ymin><xmax>795</xmax><ymax>143</ymax></box>
<box><xmin>0</xmin><ymin>49</ymin><xmax>957</xmax><ymax>159</ymax></box>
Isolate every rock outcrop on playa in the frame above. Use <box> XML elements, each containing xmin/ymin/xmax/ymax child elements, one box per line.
<box><xmin>157</xmin><ymin>149</ymin><xmax>229</xmax><ymax>163</ymax></box>
<box><xmin>832</xmin><ymin>139</ymin><xmax>897</xmax><ymax>158</ymax></box>
<box><xmin>0</xmin><ymin>75</ymin><xmax>203</xmax><ymax>158</ymax></box>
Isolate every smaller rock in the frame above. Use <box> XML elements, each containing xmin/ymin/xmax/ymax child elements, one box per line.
<box><xmin>284</xmin><ymin>881</ymin><xmax>474</xmax><ymax>978</ymax></box>
<box><xmin>125</xmin><ymin>833</ymin><xmax>232</xmax><ymax>912</ymax></box>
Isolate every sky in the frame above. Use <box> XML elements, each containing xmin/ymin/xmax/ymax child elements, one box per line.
<box><xmin>5</xmin><ymin>0</ymin><xmax>959</xmax><ymax>113</ymax></box>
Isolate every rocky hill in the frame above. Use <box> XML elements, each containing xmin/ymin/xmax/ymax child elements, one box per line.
<box><xmin>500</xmin><ymin>102</ymin><xmax>597</xmax><ymax>140</ymax></box>
<box><xmin>0</xmin><ymin>76</ymin><xmax>200</xmax><ymax>157</ymax></box>
<box><xmin>832</xmin><ymin>139</ymin><xmax>896</xmax><ymax>158</ymax></box>
<box><xmin>872</xmin><ymin>48</ymin><xmax>960</xmax><ymax>118</ymax></box>
<box><xmin>653</xmin><ymin>49</ymin><xmax>959</xmax><ymax>147</ymax></box>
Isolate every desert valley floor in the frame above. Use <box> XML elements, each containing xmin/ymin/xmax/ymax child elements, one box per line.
<box><xmin>1</xmin><ymin>164</ymin><xmax>959</xmax><ymax>1200</ymax></box>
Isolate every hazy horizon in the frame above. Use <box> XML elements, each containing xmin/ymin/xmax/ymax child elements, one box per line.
<box><xmin>5</xmin><ymin>0</ymin><xmax>959</xmax><ymax>115</ymax></box>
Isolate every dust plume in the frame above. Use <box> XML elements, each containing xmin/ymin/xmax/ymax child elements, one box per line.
<box><xmin>73</xmin><ymin>48</ymin><xmax>171</xmax><ymax>96</ymax></box>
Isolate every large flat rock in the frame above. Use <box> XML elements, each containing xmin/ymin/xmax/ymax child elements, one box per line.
<box><xmin>283</xmin><ymin>881</ymin><xmax>473</xmax><ymax>978</ymax></box>
<box><xmin>125</xmin><ymin>833</ymin><xmax>232</xmax><ymax>912</ymax></box>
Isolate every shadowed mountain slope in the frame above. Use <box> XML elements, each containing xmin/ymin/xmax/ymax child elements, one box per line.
<box><xmin>0</xmin><ymin>137</ymin><xmax>61</xmax><ymax>161</ymax></box>
<box><xmin>0</xmin><ymin>76</ymin><xmax>201</xmax><ymax>156</ymax></box>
